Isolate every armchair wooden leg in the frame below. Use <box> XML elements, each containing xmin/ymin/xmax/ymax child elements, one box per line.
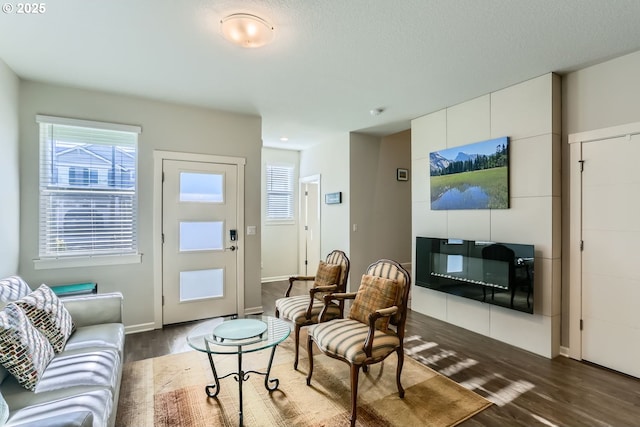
<box><xmin>293</xmin><ymin>324</ymin><xmax>301</xmax><ymax>370</ymax></box>
<box><xmin>396</xmin><ymin>348</ymin><xmax>405</xmax><ymax>398</ymax></box>
<box><xmin>306</xmin><ymin>335</ymin><xmax>314</xmax><ymax>386</ymax></box>
<box><xmin>350</xmin><ymin>364</ymin><xmax>361</xmax><ymax>427</ymax></box>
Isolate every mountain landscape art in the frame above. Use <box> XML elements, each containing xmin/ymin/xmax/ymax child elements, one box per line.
<box><xmin>430</xmin><ymin>136</ymin><xmax>509</xmax><ymax>210</ymax></box>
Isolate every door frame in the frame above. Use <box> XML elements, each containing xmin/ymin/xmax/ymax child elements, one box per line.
<box><xmin>153</xmin><ymin>150</ymin><xmax>246</xmax><ymax>329</ymax></box>
<box><xmin>299</xmin><ymin>174</ymin><xmax>321</xmax><ymax>275</ymax></box>
<box><xmin>568</xmin><ymin>121</ymin><xmax>640</xmax><ymax>359</ymax></box>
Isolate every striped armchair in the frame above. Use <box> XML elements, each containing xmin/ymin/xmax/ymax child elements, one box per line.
<box><xmin>275</xmin><ymin>250</ymin><xmax>350</xmax><ymax>369</ymax></box>
<box><xmin>306</xmin><ymin>259</ymin><xmax>411</xmax><ymax>427</ymax></box>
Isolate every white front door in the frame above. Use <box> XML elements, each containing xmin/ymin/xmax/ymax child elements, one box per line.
<box><xmin>162</xmin><ymin>159</ymin><xmax>239</xmax><ymax>324</ymax></box>
<box><xmin>581</xmin><ymin>133</ymin><xmax>640</xmax><ymax>377</ymax></box>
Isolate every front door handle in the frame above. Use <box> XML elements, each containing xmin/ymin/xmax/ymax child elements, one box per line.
<box><xmin>226</xmin><ymin>245</ymin><xmax>237</xmax><ymax>251</ymax></box>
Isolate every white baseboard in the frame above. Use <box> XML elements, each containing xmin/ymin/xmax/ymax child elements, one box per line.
<box><xmin>244</xmin><ymin>305</ymin><xmax>264</xmax><ymax>315</ymax></box>
<box><xmin>261</xmin><ymin>275</ymin><xmax>291</xmax><ymax>283</ymax></box>
<box><xmin>125</xmin><ymin>322</ymin><xmax>156</xmax><ymax>335</ymax></box>
<box><xmin>559</xmin><ymin>346</ymin><xmax>570</xmax><ymax>358</ymax></box>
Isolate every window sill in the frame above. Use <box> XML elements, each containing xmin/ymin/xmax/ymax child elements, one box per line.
<box><xmin>33</xmin><ymin>253</ymin><xmax>142</xmax><ymax>270</ymax></box>
<box><xmin>265</xmin><ymin>219</ymin><xmax>296</xmax><ymax>226</ymax></box>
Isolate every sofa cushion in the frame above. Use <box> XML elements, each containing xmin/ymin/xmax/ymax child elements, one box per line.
<box><xmin>5</xmin><ymin>389</ymin><xmax>110</xmax><ymax>427</ymax></box>
<box><xmin>0</xmin><ymin>304</ymin><xmax>54</xmax><ymax>391</ymax></box>
<box><xmin>0</xmin><ymin>390</ymin><xmax>8</xmax><ymax>425</ymax></box>
<box><xmin>7</xmin><ymin>410</ymin><xmax>93</xmax><ymax>427</ymax></box>
<box><xmin>63</xmin><ymin>323</ymin><xmax>125</xmax><ymax>355</ymax></box>
<box><xmin>14</xmin><ymin>285</ymin><xmax>76</xmax><ymax>353</ymax></box>
<box><xmin>0</xmin><ymin>278</ymin><xmax>32</xmax><ymax>308</ymax></box>
<box><xmin>349</xmin><ymin>274</ymin><xmax>400</xmax><ymax>331</ymax></box>
<box><xmin>35</xmin><ymin>348</ymin><xmax>120</xmax><ymax>394</ymax></box>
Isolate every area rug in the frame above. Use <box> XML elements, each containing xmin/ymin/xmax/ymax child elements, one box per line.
<box><xmin>116</xmin><ymin>336</ymin><xmax>491</xmax><ymax>426</ymax></box>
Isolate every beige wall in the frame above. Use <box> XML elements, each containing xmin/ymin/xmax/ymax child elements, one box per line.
<box><xmin>0</xmin><ymin>60</ymin><xmax>20</xmax><ymax>278</ymax></box>
<box><xmin>349</xmin><ymin>130</ymin><xmax>411</xmax><ymax>285</ymax></box>
<box><xmin>261</xmin><ymin>147</ymin><xmax>299</xmax><ymax>281</ymax></box>
<box><xmin>299</xmin><ymin>136</ymin><xmax>351</xmax><ymax>286</ymax></box>
<box><xmin>18</xmin><ymin>81</ymin><xmax>262</xmax><ymax>329</ymax></box>
<box><xmin>411</xmin><ymin>73</ymin><xmax>561</xmax><ymax>358</ymax></box>
<box><xmin>561</xmin><ymin>49</ymin><xmax>640</xmax><ymax>351</ymax></box>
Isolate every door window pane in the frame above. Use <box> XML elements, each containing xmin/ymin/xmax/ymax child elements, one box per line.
<box><xmin>180</xmin><ymin>172</ymin><xmax>223</xmax><ymax>202</ymax></box>
<box><xmin>179</xmin><ymin>221</ymin><xmax>223</xmax><ymax>251</ymax></box>
<box><xmin>180</xmin><ymin>269</ymin><xmax>224</xmax><ymax>301</ymax></box>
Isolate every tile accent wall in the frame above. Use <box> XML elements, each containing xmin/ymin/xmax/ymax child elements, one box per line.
<box><xmin>410</xmin><ymin>73</ymin><xmax>561</xmax><ymax>358</ymax></box>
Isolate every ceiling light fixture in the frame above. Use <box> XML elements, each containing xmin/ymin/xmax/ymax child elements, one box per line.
<box><xmin>370</xmin><ymin>108</ymin><xmax>384</xmax><ymax>116</ymax></box>
<box><xmin>280</xmin><ymin>137</ymin><xmax>289</xmax><ymax>142</ymax></box>
<box><xmin>220</xmin><ymin>13</ymin><xmax>275</xmax><ymax>48</ymax></box>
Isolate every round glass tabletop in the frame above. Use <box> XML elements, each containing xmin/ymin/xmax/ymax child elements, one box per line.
<box><xmin>187</xmin><ymin>315</ymin><xmax>291</xmax><ymax>355</ymax></box>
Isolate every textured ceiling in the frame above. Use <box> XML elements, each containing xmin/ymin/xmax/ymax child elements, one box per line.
<box><xmin>2</xmin><ymin>1</ymin><xmax>640</xmax><ymax>150</ymax></box>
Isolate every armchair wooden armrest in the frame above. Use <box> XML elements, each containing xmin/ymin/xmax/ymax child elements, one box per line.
<box><xmin>323</xmin><ymin>292</ymin><xmax>357</xmax><ymax>303</ymax></box>
<box><xmin>363</xmin><ymin>305</ymin><xmax>399</xmax><ymax>357</ymax></box>
<box><xmin>319</xmin><ymin>292</ymin><xmax>357</xmax><ymax>322</ymax></box>
<box><xmin>306</xmin><ymin>284</ymin><xmax>338</xmax><ymax>318</ymax></box>
<box><xmin>285</xmin><ymin>275</ymin><xmax>316</xmax><ymax>297</ymax></box>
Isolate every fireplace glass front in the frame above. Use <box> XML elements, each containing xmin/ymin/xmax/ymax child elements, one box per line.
<box><xmin>415</xmin><ymin>237</ymin><xmax>534</xmax><ymax>314</ymax></box>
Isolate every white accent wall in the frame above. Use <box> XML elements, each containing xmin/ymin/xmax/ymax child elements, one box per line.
<box><xmin>411</xmin><ymin>73</ymin><xmax>561</xmax><ymax>358</ymax></box>
<box><xmin>0</xmin><ymin>60</ymin><xmax>20</xmax><ymax>278</ymax></box>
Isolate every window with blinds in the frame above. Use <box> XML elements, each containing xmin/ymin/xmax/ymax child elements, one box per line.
<box><xmin>266</xmin><ymin>165</ymin><xmax>294</xmax><ymax>220</ymax></box>
<box><xmin>37</xmin><ymin>115</ymin><xmax>140</xmax><ymax>258</ymax></box>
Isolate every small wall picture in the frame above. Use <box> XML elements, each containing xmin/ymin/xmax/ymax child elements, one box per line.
<box><xmin>397</xmin><ymin>168</ymin><xmax>409</xmax><ymax>181</ymax></box>
<box><xmin>430</xmin><ymin>136</ymin><xmax>509</xmax><ymax>210</ymax></box>
<box><xmin>325</xmin><ymin>191</ymin><xmax>342</xmax><ymax>204</ymax></box>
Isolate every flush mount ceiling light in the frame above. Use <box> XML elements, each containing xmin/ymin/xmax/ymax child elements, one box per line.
<box><xmin>220</xmin><ymin>13</ymin><xmax>274</xmax><ymax>48</ymax></box>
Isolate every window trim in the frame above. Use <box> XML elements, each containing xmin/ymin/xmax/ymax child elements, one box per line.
<box><xmin>34</xmin><ymin>115</ymin><xmax>142</xmax><ymax>268</ymax></box>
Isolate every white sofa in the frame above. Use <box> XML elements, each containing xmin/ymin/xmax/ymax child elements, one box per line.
<box><xmin>0</xmin><ymin>276</ymin><xmax>124</xmax><ymax>427</ymax></box>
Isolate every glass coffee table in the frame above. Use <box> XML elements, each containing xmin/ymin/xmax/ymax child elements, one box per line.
<box><xmin>187</xmin><ymin>315</ymin><xmax>290</xmax><ymax>426</ymax></box>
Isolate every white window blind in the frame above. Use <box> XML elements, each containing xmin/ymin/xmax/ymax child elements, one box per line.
<box><xmin>266</xmin><ymin>165</ymin><xmax>294</xmax><ymax>220</ymax></box>
<box><xmin>37</xmin><ymin>115</ymin><xmax>140</xmax><ymax>258</ymax></box>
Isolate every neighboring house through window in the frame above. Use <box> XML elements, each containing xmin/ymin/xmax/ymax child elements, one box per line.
<box><xmin>266</xmin><ymin>164</ymin><xmax>294</xmax><ymax>221</ymax></box>
<box><xmin>37</xmin><ymin>115</ymin><xmax>141</xmax><ymax>259</ymax></box>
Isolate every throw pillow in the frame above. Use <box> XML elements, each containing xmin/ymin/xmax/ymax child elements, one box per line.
<box><xmin>313</xmin><ymin>261</ymin><xmax>341</xmax><ymax>288</ymax></box>
<box><xmin>349</xmin><ymin>274</ymin><xmax>400</xmax><ymax>331</ymax></box>
<box><xmin>14</xmin><ymin>284</ymin><xmax>76</xmax><ymax>353</ymax></box>
<box><xmin>0</xmin><ymin>276</ymin><xmax>32</xmax><ymax>308</ymax></box>
<box><xmin>0</xmin><ymin>303</ymin><xmax>54</xmax><ymax>391</ymax></box>
<box><xmin>312</xmin><ymin>261</ymin><xmax>342</xmax><ymax>301</ymax></box>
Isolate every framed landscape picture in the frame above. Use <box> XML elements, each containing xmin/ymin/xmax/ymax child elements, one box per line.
<box><xmin>430</xmin><ymin>136</ymin><xmax>509</xmax><ymax>210</ymax></box>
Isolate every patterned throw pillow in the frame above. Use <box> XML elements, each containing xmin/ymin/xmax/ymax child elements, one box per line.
<box><xmin>312</xmin><ymin>261</ymin><xmax>342</xmax><ymax>301</ymax></box>
<box><xmin>349</xmin><ymin>274</ymin><xmax>400</xmax><ymax>331</ymax></box>
<box><xmin>314</xmin><ymin>261</ymin><xmax>341</xmax><ymax>287</ymax></box>
<box><xmin>0</xmin><ymin>276</ymin><xmax>32</xmax><ymax>308</ymax></box>
<box><xmin>14</xmin><ymin>284</ymin><xmax>76</xmax><ymax>353</ymax></box>
<box><xmin>0</xmin><ymin>303</ymin><xmax>54</xmax><ymax>391</ymax></box>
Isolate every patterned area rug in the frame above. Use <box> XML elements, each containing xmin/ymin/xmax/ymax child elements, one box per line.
<box><xmin>116</xmin><ymin>335</ymin><xmax>491</xmax><ymax>426</ymax></box>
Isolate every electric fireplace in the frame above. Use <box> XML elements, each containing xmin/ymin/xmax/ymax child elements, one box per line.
<box><xmin>415</xmin><ymin>237</ymin><xmax>534</xmax><ymax>314</ymax></box>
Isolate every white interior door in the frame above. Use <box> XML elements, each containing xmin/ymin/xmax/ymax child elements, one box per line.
<box><xmin>162</xmin><ymin>159</ymin><xmax>238</xmax><ymax>324</ymax></box>
<box><xmin>299</xmin><ymin>177</ymin><xmax>321</xmax><ymax>275</ymax></box>
<box><xmin>581</xmin><ymin>134</ymin><xmax>640</xmax><ymax>377</ymax></box>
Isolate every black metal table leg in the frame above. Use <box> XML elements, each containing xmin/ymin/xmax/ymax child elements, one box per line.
<box><xmin>238</xmin><ymin>350</ymin><xmax>244</xmax><ymax>427</ymax></box>
<box><xmin>205</xmin><ymin>343</ymin><xmax>221</xmax><ymax>397</ymax></box>
<box><xmin>202</xmin><ymin>344</ymin><xmax>284</xmax><ymax>426</ymax></box>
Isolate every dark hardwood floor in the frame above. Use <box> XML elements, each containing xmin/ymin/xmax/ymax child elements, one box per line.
<box><xmin>124</xmin><ymin>281</ymin><xmax>640</xmax><ymax>426</ymax></box>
